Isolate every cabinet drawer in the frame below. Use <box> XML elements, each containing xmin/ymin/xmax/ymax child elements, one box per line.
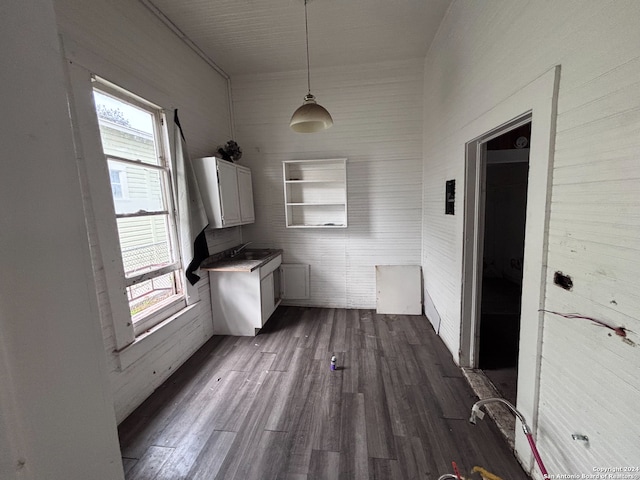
<box><xmin>260</xmin><ymin>254</ymin><xmax>282</xmax><ymax>278</ymax></box>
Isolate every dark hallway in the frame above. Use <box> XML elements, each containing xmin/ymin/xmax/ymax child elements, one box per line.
<box><xmin>478</xmin><ymin>123</ymin><xmax>530</xmax><ymax>405</ymax></box>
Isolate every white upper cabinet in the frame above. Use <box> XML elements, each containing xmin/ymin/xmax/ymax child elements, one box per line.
<box><xmin>283</xmin><ymin>158</ymin><xmax>347</xmax><ymax>228</ymax></box>
<box><xmin>192</xmin><ymin>157</ymin><xmax>255</xmax><ymax>228</ymax></box>
<box><xmin>216</xmin><ymin>159</ymin><xmax>241</xmax><ymax>226</ymax></box>
<box><xmin>236</xmin><ymin>165</ymin><xmax>255</xmax><ymax>224</ymax></box>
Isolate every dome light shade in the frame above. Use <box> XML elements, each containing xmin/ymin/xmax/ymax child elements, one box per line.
<box><xmin>290</xmin><ymin>94</ymin><xmax>333</xmax><ymax>133</ymax></box>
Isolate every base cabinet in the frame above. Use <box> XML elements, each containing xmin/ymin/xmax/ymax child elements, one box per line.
<box><xmin>209</xmin><ymin>254</ymin><xmax>282</xmax><ymax>336</ymax></box>
<box><xmin>260</xmin><ymin>273</ymin><xmax>275</xmax><ymax>321</ymax></box>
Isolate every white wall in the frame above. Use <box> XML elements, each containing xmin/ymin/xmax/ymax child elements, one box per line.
<box><xmin>422</xmin><ymin>0</ymin><xmax>640</xmax><ymax>475</ymax></box>
<box><xmin>53</xmin><ymin>0</ymin><xmax>232</xmax><ymax>422</ymax></box>
<box><xmin>0</xmin><ymin>0</ymin><xmax>123</xmax><ymax>477</ymax></box>
<box><xmin>54</xmin><ymin>0</ymin><xmax>231</xmax><ymax>158</ymax></box>
<box><xmin>233</xmin><ymin>59</ymin><xmax>424</xmax><ymax>308</ymax></box>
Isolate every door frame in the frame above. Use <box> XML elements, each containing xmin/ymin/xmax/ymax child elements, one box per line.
<box><xmin>461</xmin><ymin>114</ymin><xmax>532</xmax><ymax>369</ymax></box>
<box><xmin>458</xmin><ymin>66</ymin><xmax>560</xmax><ymax>473</ymax></box>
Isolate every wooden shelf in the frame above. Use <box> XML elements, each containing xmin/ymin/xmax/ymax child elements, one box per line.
<box><xmin>285</xmin><ymin>202</ymin><xmax>346</xmax><ymax>206</ymax></box>
<box><xmin>286</xmin><ymin>223</ymin><xmax>346</xmax><ymax>228</ymax></box>
<box><xmin>283</xmin><ymin>159</ymin><xmax>347</xmax><ymax>228</ymax></box>
<box><xmin>284</xmin><ymin>179</ymin><xmax>344</xmax><ymax>184</ymax></box>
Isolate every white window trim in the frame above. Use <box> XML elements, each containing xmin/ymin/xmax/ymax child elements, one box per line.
<box><xmin>65</xmin><ymin>64</ymin><xmax>202</xmax><ymax>367</ymax></box>
<box><xmin>132</xmin><ymin>295</ymin><xmax>184</xmax><ymax>337</ymax></box>
<box><xmin>117</xmin><ymin>303</ymin><xmax>201</xmax><ymax>370</ymax></box>
<box><xmin>93</xmin><ymin>79</ymin><xmax>190</xmax><ymax>337</ymax></box>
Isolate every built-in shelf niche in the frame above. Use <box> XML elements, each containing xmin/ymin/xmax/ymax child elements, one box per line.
<box><xmin>283</xmin><ymin>158</ymin><xmax>347</xmax><ymax>228</ymax></box>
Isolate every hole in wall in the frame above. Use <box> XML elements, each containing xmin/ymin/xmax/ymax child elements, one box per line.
<box><xmin>554</xmin><ymin>271</ymin><xmax>573</xmax><ymax>291</ymax></box>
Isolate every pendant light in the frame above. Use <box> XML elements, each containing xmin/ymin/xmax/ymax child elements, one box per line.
<box><xmin>290</xmin><ymin>0</ymin><xmax>333</xmax><ymax>133</ymax></box>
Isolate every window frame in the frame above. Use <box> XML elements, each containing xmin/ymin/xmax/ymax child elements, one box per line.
<box><xmin>92</xmin><ymin>79</ymin><xmax>186</xmax><ymax>336</ymax></box>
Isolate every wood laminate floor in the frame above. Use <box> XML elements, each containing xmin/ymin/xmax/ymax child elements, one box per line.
<box><xmin>118</xmin><ymin>307</ymin><xmax>530</xmax><ymax>480</ymax></box>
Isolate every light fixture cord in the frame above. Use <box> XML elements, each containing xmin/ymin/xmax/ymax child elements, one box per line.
<box><xmin>304</xmin><ymin>0</ymin><xmax>311</xmax><ymax>95</ymax></box>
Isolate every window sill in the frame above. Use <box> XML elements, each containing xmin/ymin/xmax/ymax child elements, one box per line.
<box><xmin>115</xmin><ymin>302</ymin><xmax>201</xmax><ymax>371</ymax></box>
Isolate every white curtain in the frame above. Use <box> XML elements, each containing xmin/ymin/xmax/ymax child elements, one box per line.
<box><xmin>173</xmin><ymin>111</ymin><xmax>209</xmax><ymax>284</ymax></box>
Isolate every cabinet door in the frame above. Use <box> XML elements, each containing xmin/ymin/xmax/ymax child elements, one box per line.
<box><xmin>260</xmin><ymin>273</ymin><xmax>275</xmax><ymax>324</ymax></box>
<box><xmin>237</xmin><ymin>166</ymin><xmax>255</xmax><ymax>224</ymax></box>
<box><xmin>216</xmin><ymin>159</ymin><xmax>241</xmax><ymax>226</ymax></box>
<box><xmin>192</xmin><ymin>157</ymin><xmax>224</xmax><ymax>227</ymax></box>
<box><xmin>281</xmin><ymin>264</ymin><xmax>310</xmax><ymax>299</ymax></box>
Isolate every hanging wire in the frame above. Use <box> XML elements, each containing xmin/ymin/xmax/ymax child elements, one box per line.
<box><xmin>304</xmin><ymin>0</ymin><xmax>311</xmax><ymax>94</ymax></box>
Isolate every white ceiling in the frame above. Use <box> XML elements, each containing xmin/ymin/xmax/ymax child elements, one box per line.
<box><xmin>144</xmin><ymin>0</ymin><xmax>452</xmax><ymax>77</ymax></box>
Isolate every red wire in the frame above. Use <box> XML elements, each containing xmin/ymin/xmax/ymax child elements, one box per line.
<box><xmin>452</xmin><ymin>461</ymin><xmax>462</xmax><ymax>480</ymax></box>
<box><xmin>540</xmin><ymin>309</ymin><xmax>630</xmax><ymax>337</ymax></box>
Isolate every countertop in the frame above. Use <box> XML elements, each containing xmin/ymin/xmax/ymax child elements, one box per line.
<box><xmin>200</xmin><ymin>248</ymin><xmax>283</xmax><ymax>273</ymax></box>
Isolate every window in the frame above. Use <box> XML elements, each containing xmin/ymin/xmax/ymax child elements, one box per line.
<box><xmin>93</xmin><ymin>83</ymin><xmax>185</xmax><ymax>335</ymax></box>
<box><xmin>108</xmin><ymin>165</ymin><xmax>127</xmax><ymax>199</ymax></box>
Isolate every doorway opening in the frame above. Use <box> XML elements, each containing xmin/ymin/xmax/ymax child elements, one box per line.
<box><xmin>478</xmin><ymin>122</ymin><xmax>530</xmax><ymax>405</ymax></box>
<box><xmin>458</xmin><ymin>67</ymin><xmax>558</xmax><ymax>466</ymax></box>
<box><xmin>461</xmin><ymin>113</ymin><xmax>532</xmax><ymax>409</ymax></box>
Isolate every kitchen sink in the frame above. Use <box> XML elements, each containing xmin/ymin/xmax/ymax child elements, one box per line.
<box><xmin>230</xmin><ymin>249</ymin><xmax>276</xmax><ymax>261</ymax></box>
